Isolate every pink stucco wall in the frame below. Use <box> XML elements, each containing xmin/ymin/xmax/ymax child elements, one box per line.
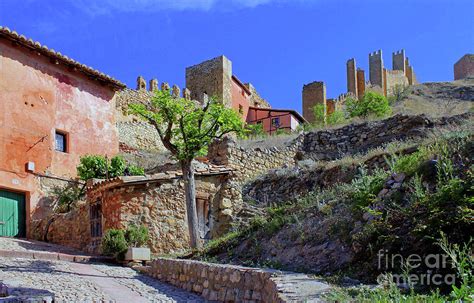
<box><xmin>231</xmin><ymin>78</ymin><xmax>251</xmax><ymax>119</ymax></box>
<box><xmin>0</xmin><ymin>40</ymin><xmax>119</xmax><ymax>235</ymax></box>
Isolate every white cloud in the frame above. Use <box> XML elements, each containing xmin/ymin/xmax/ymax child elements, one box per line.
<box><xmin>67</xmin><ymin>0</ymin><xmax>306</xmax><ymax>15</ymax></box>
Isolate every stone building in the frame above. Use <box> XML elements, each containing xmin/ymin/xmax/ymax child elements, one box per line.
<box><xmin>186</xmin><ymin>55</ymin><xmax>306</xmax><ymax>133</ymax></box>
<box><xmin>0</xmin><ymin>26</ymin><xmax>125</xmax><ymax>238</ymax></box>
<box><xmin>454</xmin><ymin>54</ymin><xmax>474</xmax><ymax>80</ymax></box>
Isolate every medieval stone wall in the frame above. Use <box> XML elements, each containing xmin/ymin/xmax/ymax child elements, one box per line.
<box><xmin>369</xmin><ymin>50</ymin><xmax>384</xmax><ymax>89</ymax></box>
<box><xmin>185</xmin><ymin>56</ymin><xmax>233</xmax><ymax>107</ymax></box>
<box><xmin>117</xmin><ymin>121</ymin><xmax>165</xmax><ymax>152</ymax></box>
<box><xmin>385</xmin><ymin>69</ymin><xmax>409</xmax><ymax>95</ymax></box>
<box><xmin>302</xmin><ymin>81</ymin><xmax>326</xmax><ymax>123</ymax></box>
<box><xmin>346</xmin><ymin>58</ymin><xmax>357</xmax><ymax>97</ymax></box>
<box><xmin>454</xmin><ymin>54</ymin><xmax>474</xmax><ymax>80</ymax></box>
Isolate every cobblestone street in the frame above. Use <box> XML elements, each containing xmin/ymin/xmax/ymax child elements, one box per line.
<box><xmin>0</xmin><ymin>238</ymin><xmax>207</xmax><ymax>302</ymax></box>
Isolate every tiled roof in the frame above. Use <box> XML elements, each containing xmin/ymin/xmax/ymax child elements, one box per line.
<box><xmin>0</xmin><ymin>26</ymin><xmax>126</xmax><ymax>89</ymax></box>
<box><xmin>86</xmin><ymin>164</ymin><xmax>233</xmax><ymax>193</ymax></box>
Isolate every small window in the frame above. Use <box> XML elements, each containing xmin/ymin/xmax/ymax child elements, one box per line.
<box><xmin>238</xmin><ymin>104</ymin><xmax>244</xmax><ymax>115</ymax></box>
<box><xmin>55</xmin><ymin>131</ymin><xmax>68</xmax><ymax>152</ymax></box>
<box><xmin>271</xmin><ymin>117</ymin><xmax>280</xmax><ymax>128</ymax></box>
<box><xmin>241</xmin><ymin>89</ymin><xmax>245</xmax><ymax>97</ymax></box>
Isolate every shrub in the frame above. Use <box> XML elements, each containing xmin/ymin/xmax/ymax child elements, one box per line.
<box><xmin>350</xmin><ymin>167</ymin><xmax>388</xmax><ymax>208</ymax></box>
<box><xmin>77</xmin><ymin>155</ymin><xmax>145</xmax><ymax>180</ymax></box>
<box><xmin>312</xmin><ymin>104</ymin><xmax>347</xmax><ymax>127</ymax></box>
<box><xmin>242</xmin><ymin>123</ymin><xmax>266</xmax><ymax>139</ymax></box>
<box><xmin>386</xmin><ymin>152</ymin><xmax>426</xmax><ymax>176</ymax></box>
<box><xmin>126</xmin><ymin>165</ymin><xmax>145</xmax><ymax>176</ymax></box>
<box><xmin>109</xmin><ymin>155</ymin><xmax>126</xmax><ymax>177</ymax></box>
<box><xmin>77</xmin><ymin>155</ymin><xmax>108</xmax><ymax>180</ymax></box>
<box><xmin>125</xmin><ymin>224</ymin><xmax>149</xmax><ymax>247</ymax></box>
<box><xmin>101</xmin><ymin>229</ymin><xmax>128</xmax><ymax>258</ymax></box>
<box><xmin>52</xmin><ymin>184</ymin><xmax>84</xmax><ymax>213</ymax></box>
<box><xmin>312</xmin><ymin>103</ymin><xmax>326</xmax><ymax>127</ymax></box>
<box><xmin>102</xmin><ymin>225</ymin><xmax>150</xmax><ymax>259</ymax></box>
<box><xmin>388</xmin><ymin>84</ymin><xmax>412</xmax><ymax>105</ymax></box>
<box><xmin>346</xmin><ymin>92</ymin><xmax>391</xmax><ymax>118</ymax></box>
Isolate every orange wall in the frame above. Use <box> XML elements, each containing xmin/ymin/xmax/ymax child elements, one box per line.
<box><xmin>0</xmin><ymin>40</ymin><xmax>119</xmax><ymax>235</ymax></box>
<box><xmin>247</xmin><ymin>108</ymin><xmax>300</xmax><ymax>134</ymax></box>
<box><xmin>230</xmin><ymin>78</ymin><xmax>251</xmax><ymax>120</ymax></box>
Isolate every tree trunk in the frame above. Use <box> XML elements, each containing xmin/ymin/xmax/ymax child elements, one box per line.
<box><xmin>181</xmin><ymin>159</ymin><xmax>202</xmax><ymax>249</ymax></box>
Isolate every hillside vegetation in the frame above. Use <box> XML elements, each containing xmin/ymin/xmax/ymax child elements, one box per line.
<box><xmin>195</xmin><ymin>119</ymin><xmax>473</xmax><ymax>301</ymax></box>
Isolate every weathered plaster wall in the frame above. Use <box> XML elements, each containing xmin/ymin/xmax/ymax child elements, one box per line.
<box><xmin>231</xmin><ymin>78</ymin><xmax>251</xmax><ymax>119</ymax></box>
<box><xmin>0</xmin><ymin>40</ymin><xmax>118</xmax><ymax>236</ymax></box>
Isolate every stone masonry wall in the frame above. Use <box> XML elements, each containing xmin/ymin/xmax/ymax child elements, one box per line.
<box><xmin>454</xmin><ymin>54</ymin><xmax>474</xmax><ymax>80</ymax></box>
<box><xmin>86</xmin><ymin>174</ymin><xmax>235</xmax><ymax>254</ymax></box>
<box><xmin>117</xmin><ymin>121</ymin><xmax>165</xmax><ymax>152</ymax></box>
<box><xmin>145</xmin><ymin>258</ymin><xmax>331</xmax><ymax>302</ymax></box>
<box><xmin>302</xmin><ymin>81</ymin><xmax>326</xmax><ymax>124</ymax></box>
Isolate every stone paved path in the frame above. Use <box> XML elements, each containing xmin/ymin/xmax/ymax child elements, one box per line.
<box><xmin>0</xmin><ymin>238</ymin><xmax>207</xmax><ymax>302</ymax></box>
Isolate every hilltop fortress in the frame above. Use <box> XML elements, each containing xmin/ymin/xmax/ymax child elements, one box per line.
<box><xmin>303</xmin><ymin>49</ymin><xmax>418</xmax><ymax>123</ymax></box>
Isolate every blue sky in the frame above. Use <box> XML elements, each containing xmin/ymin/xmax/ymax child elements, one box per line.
<box><xmin>1</xmin><ymin>0</ymin><xmax>473</xmax><ymax>112</ymax></box>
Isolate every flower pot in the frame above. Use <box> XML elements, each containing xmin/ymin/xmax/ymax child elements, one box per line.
<box><xmin>124</xmin><ymin>247</ymin><xmax>151</xmax><ymax>261</ymax></box>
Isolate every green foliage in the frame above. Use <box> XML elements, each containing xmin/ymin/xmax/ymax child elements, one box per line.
<box><xmin>101</xmin><ymin>229</ymin><xmax>128</xmax><ymax>258</ymax></box>
<box><xmin>312</xmin><ymin>103</ymin><xmax>347</xmax><ymax>128</ymax></box>
<box><xmin>346</xmin><ymin>92</ymin><xmax>392</xmax><ymax>118</ymax></box>
<box><xmin>77</xmin><ymin>155</ymin><xmax>108</xmax><ymax>180</ymax></box>
<box><xmin>77</xmin><ymin>155</ymin><xmax>144</xmax><ymax>180</ymax></box>
<box><xmin>385</xmin><ymin>151</ymin><xmax>430</xmax><ymax>176</ymax></box>
<box><xmin>295</xmin><ymin>122</ymin><xmax>313</xmax><ymax>132</ymax></box>
<box><xmin>109</xmin><ymin>155</ymin><xmax>126</xmax><ymax>177</ymax></box>
<box><xmin>52</xmin><ymin>184</ymin><xmax>84</xmax><ymax>213</ymax></box>
<box><xmin>350</xmin><ymin>167</ymin><xmax>388</xmax><ymax>208</ymax></box>
<box><xmin>327</xmin><ymin>109</ymin><xmax>346</xmax><ymax>125</ymax></box>
<box><xmin>124</xmin><ymin>224</ymin><xmax>149</xmax><ymax>247</ymax></box>
<box><xmin>101</xmin><ymin>225</ymin><xmax>150</xmax><ymax>258</ymax></box>
<box><xmin>312</xmin><ymin>103</ymin><xmax>326</xmax><ymax>126</ymax></box>
<box><xmin>129</xmin><ymin>90</ymin><xmax>244</xmax><ymax>161</ymax></box>
<box><xmin>241</xmin><ymin>123</ymin><xmax>266</xmax><ymax>139</ymax></box>
<box><xmin>388</xmin><ymin>84</ymin><xmax>412</xmax><ymax>105</ymax></box>
<box><xmin>325</xmin><ymin>234</ymin><xmax>474</xmax><ymax>302</ymax></box>
<box><xmin>437</xmin><ymin>233</ymin><xmax>474</xmax><ymax>301</ymax></box>
<box><xmin>127</xmin><ymin>165</ymin><xmax>145</xmax><ymax>176</ymax></box>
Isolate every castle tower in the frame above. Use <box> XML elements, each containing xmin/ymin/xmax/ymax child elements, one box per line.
<box><xmin>369</xmin><ymin>50</ymin><xmax>384</xmax><ymax>90</ymax></box>
<box><xmin>392</xmin><ymin>49</ymin><xmax>406</xmax><ymax>73</ymax></box>
<box><xmin>454</xmin><ymin>54</ymin><xmax>474</xmax><ymax>80</ymax></box>
<box><xmin>346</xmin><ymin>58</ymin><xmax>358</xmax><ymax>97</ymax></box>
<box><xmin>185</xmin><ymin>55</ymin><xmax>233</xmax><ymax>107</ymax></box>
<box><xmin>137</xmin><ymin>76</ymin><xmax>146</xmax><ymax>90</ymax></box>
<box><xmin>302</xmin><ymin>81</ymin><xmax>326</xmax><ymax>124</ymax></box>
<box><xmin>356</xmin><ymin>68</ymin><xmax>366</xmax><ymax>98</ymax></box>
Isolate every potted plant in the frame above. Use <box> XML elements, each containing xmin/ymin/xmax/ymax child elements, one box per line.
<box><xmin>124</xmin><ymin>224</ymin><xmax>150</xmax><ymax>262</ymax></box>
<box><xmin>101</xmin><ymin>224</ymin><xmax>150</xmax><ymax>263</ymax></box>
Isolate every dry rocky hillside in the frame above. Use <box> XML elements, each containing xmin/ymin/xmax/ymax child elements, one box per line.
<box><xmin>189</xmin><ymin>77</ymin><xmax>474</xmax><ymax>297</ymax></box>
<box><xmin>393</xmin><ymin>78</ymin><xmax>473</xmax><ymax>117</ymax></box>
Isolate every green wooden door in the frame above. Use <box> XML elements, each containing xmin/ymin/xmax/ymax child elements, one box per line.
<box><xmin>0</xmin><ymin>190</ymin><xmax>26</xmax><ymax>237</ymax></box>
